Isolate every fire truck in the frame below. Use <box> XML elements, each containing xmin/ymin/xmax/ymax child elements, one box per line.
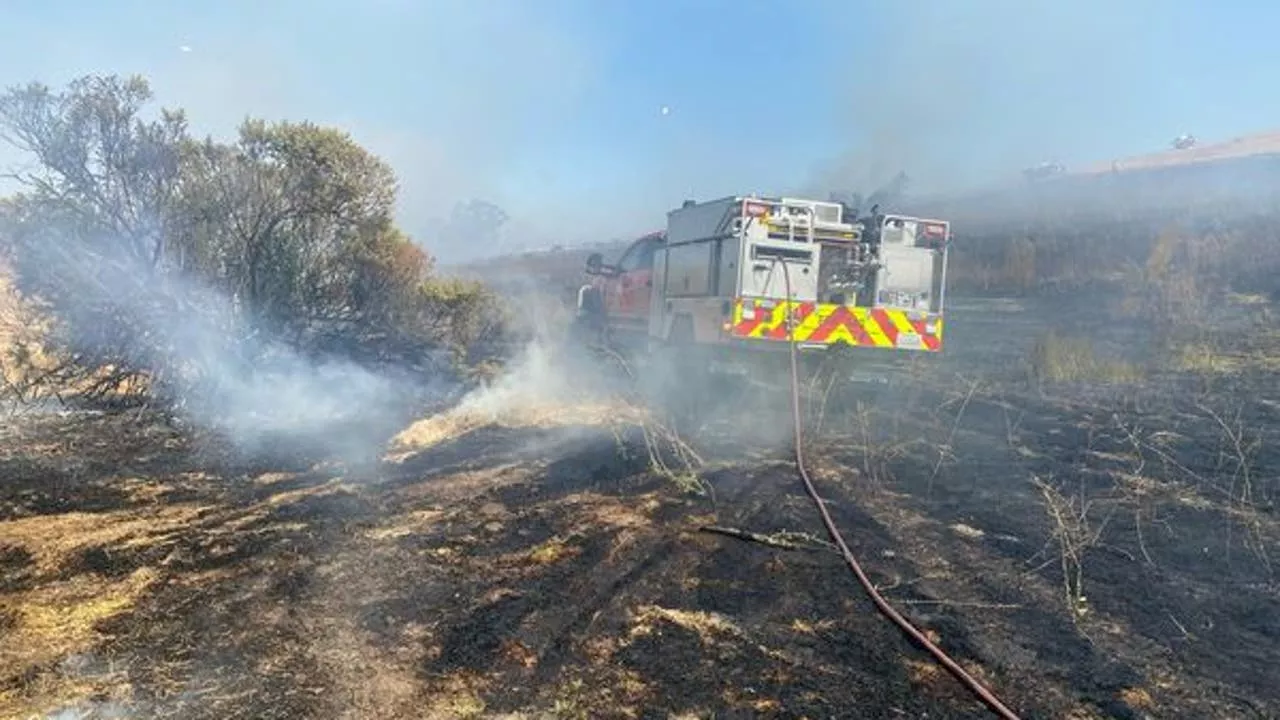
<box><xmin>571</xmin><ymin>195</ymin><xmax>951</xmax><ymax>410</ymax></box>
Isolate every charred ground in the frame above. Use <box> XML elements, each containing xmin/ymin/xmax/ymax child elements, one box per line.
<box><xmin>2</xmin><ymin>65</ymin><xmax>1279</xmax><ymax>720</ymax></box>
<box><xmin>3</xmin><ymin>282</ymin><xmax>1279</xmax><ymax>719</ymax></box>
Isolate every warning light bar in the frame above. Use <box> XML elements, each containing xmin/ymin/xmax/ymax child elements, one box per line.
<box><xmin>920</xmin><ymin>222</ymin><xmax>948</xmax><ymax>248</ymax></box>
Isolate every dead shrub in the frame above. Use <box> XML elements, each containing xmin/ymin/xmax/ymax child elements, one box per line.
<box><xmin>1031</xmin><ymin>475</ymin><xmax>1113</xmax><ymax>623</ymax></box>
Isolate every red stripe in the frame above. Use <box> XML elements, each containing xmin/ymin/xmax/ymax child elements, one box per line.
<box><xmin>844</xmin><ymin>308</ymin><xmax>872</xmax><ymax>345</ymax></box>
<box><xmin>764</xmin><ymin>308</ymin><xmax>789</xmax><ymax>339</ymax></box>
<box><xmin>795</xmin><ymin>302</ymin><xmax>816</xmax><ymax>331</ymax></box>
<box><xmin>764</xmin><ymin>302</ymin><xmax>815</xmax><ymax>340</ymax></box>
<box><xmin>733</xmin><ymin>300</ymin><xmax>764</xmax><ymax>336</ymax></box>
<box><xmin>810</xmin><ymin>306</ymin><xmax>868</xmax><ymax>345</ymax></box>
<box><xmin>869</xmin><ymin>308</ymin><xmax>899</xmax><ymax>345</ymax></box>
<box><xmin>807</xmin><ymin>307</ymin><xmax>842</xmax><ymax>343</ymax></box>
<box><xmin>909</xmin><ymin>317</ymin><xmax>941</xmax><ymax>351</ymax></box>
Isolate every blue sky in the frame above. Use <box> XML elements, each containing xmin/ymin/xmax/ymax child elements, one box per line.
<box><xmin>2</xmin><ymin>0</ymin><xmax>1280</xmax><ymax>261</ymax></box>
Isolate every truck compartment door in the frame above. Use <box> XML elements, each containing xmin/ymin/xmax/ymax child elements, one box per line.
<box><xmin>876</xmin><ymin>245</ymin><xmax>937</xmax><ymax>312</ymax></box>
<box><xmin>740</xmin><ymin>243</ymin><xmax>819</xmax><ymax>301</ymax></box>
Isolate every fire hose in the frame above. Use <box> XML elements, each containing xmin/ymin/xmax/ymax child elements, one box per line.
<box><xmin>774</xmin><ymin>257</ymin><xmax>1022</xmax><ymax>720</ymax></box>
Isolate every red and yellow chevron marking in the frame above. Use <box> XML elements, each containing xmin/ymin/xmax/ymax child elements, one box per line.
<box><xmin>729</xmin><ymin>298</ymin><xmax>944</xmax><ymax>351</ymax></box>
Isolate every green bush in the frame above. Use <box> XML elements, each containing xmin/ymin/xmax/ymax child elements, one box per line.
<box><xmin>0</xmin><ymin>73</ymin><xmax>511</xmax><ymax>405</ymax></box>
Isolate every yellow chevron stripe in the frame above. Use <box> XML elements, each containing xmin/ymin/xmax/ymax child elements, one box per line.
<box><xmin>852</xmin><ymin>307</ymin><xmax>893</xmax><ymax>347</ymax></box>
<box><xmin>824</xmin><ymin>320</ymin><xmax>858</xmax><ymax>345</ymax></box>
<box><xmin>884</xmin><ymin>309</ymin><xmax>918</xmax><ymax>342</ymax></box>
<box><xmin>730</xmin><ymin>300</ymin><xmax>943</xmax><ymax>351</ymax></box>
<box><xmin>794</xmin><ymin>303</ymin><xmax>829</xmax><ymax>341</ymax></box>
<box><xmin>758</xmin><ymin>303</ymin><xmax>786</xmax><ymax>337</ymax></box>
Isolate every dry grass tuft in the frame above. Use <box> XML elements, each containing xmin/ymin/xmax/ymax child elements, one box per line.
<box><xmin>252</xmin><ymin>471</ymin><xmax>298</xmax><ymax>487</ymax></box>
<box><xmin>905</xmin><ymin>658</ymin><xmax>943</xmax><ymax>685</ymax></box>
<box><xmin>0</xmin><ymin>504</ymin><xmax>203</xmax><ymax>714</ymax></box>
<box><xmin>789</xmin><ymin>618</ymin><xmax>836</xmax><ymax>635</ymax></box>
<box><xmin>1172</xmin><ymin>340</ymin><xmax>1280</xmax><ymax>375</ymax></box>
<box><xmin>1120</xmin><ymin>686</ymin><xmax>1156</xmax><ymax>710</ymax></box>
<box><xmin>526</xmin><ymin>537</ymin><xmax>581</xmax><ymax>566</ymax></box>
<box><xmin>1029</xmin><ymin>330</ymin><xmax>1141</xmax><ymax>385</ymax></box>
<box><xmin>0</xmin><ymin>566</ymin><xmax>158</xmax><ymax>708</ymax></box>
<box><xmin>421</xmin><ymin>672</ymin><xmax>489</xmax><ymax>720</ymax></box>
<box><xmin>384</xmin><ymin>412</ymin><xmax>486</xmax><ymax>460</ymax></box>
<box><xmin>13</xmin><ymin>567</ymin><xmax>156</xmax><ymax>641</ymax></box>
<box><xmin>628</xmin><ymin>605</ymin><xmax>743</xmax><ymax>644</ymax></box>
<box><xmin>949</xmin><ymin>522</ymin><xmax>986</xmax><ymax>539</ymax></box>
<box><xmin>1</xmin><ymin>506</ymin><xmax>203</xmax><ymax>575</ymax></box>
<box><xmin>560</xmin><ymin>492</ymin><xmax>658</xmax><ymax>532</ymax></box>
<box><xmin>362</xmin><ymin>509</ymin><xmax>447</xmax><ymax>541</ymax></box>
<box><xmin>384</xmin><ymin>399</ymin><xmax>647</xmax><ymax>462</ymax></box>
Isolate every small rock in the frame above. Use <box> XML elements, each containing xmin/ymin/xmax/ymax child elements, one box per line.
<box><xmin>483</xmin><ymin>521</ymin><xmax>504</xmax><ymax>534</ymax></box>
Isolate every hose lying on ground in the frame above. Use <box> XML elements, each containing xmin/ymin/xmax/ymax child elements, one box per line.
<box><xmin>775</xmin><ymin>257</ymin><xmax>1022</xmax><ymax>720</ymax></box>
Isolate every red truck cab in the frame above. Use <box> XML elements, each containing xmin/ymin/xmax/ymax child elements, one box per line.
<box><xmin>582</xmin><ymin>231</ymin><xmax>666</xmax><ymax>337</ymax></box>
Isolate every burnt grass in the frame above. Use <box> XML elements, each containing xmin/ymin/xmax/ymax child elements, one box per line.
<box><xmin>1</xmin><ymin>296</ymin><xmax>1279</xmax><ymax>719</ymax></box>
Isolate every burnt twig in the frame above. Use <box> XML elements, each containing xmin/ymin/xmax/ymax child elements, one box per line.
<box><xmin>699</xmin><ymin>525</ymin><xmax>838</xmax><ymax>554</ymax></box>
